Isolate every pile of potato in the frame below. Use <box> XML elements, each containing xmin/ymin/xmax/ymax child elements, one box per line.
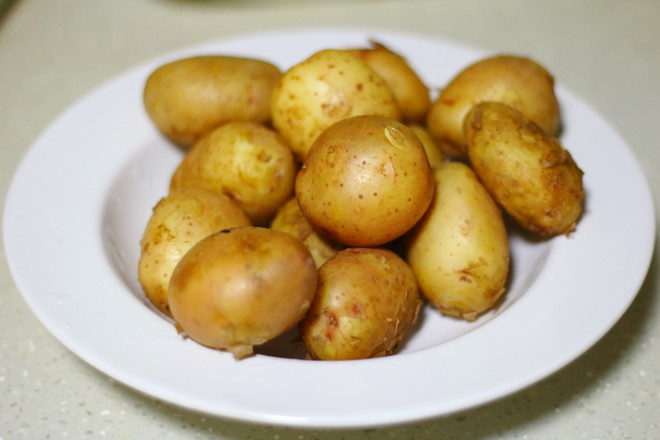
<box><xmin>137</xmin><ymin>41</ymin><xmax>584</xmax><ymax>360</ymax></box>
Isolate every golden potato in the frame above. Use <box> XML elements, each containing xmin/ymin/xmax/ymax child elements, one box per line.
<box><xmin>295</xmin><ymin>115</ymin><xmax>434</xmax><ymax>247</ymax></box>
<box><xmin>271</xmin><ymin>49</ymin><xmax>401</xmax><ymax>161</ymax></box>
<box><xmin>426</xmin><ymin>54</ymin><xmax>560</xmax><ymax>159</ymax></box>
<box><xmin>406</xmin><ymin>161</ymin><xmax>509</xmax><ymax>321</ymax></box>
<box><xmin>464</xmin><ymin>102</ymin><xmax>584</xmax><ymax>236</ymax></box>
<box><xmin>270</xmin><ymin>197</ymin><xmax>344</xmax><ymax>267</ymax></box>
<box><xmin>143</xmin><ymin>55</ymin><xmax>281</xmax><ymax>148</ymax></box>
<box><xmin>137</xmin><ymin>187</ymin><xmax>251</xmax><ymax>317</ymax></box>
<box><xmin>168</xmin><ymin>227</ymin><xmax>318</xmax><ymax>360</ymax></box>
<box><xmin>347</xmin><ymin>41</ymin><xmax>431</xmax><ymax>122</ymax></box>
<box><xmin>170</xmin><ymin>121</ymin><xmax>296</xmax><ymax>225</ymax></box>
<box><xmin>300</xmin><ymin>247</ymin><xmax>422</xmax><ymax>360</ymax></box>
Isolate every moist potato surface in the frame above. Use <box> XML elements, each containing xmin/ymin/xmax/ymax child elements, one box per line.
<box><xmin>464</xmin><ymin>101</ymin><xmax>584</xmax><ymax>236</ymax></box>
<box><xmin>300</xmin><ymin>247</ymin><xmax>422</xmax><ymax>360</ymax></box>
<box><xmin>170</xmin><ymin>121</ymin><xmax>296</xmax><ymax>225</ymax></box>
<box><xmin>295</xmin><ymin>115</ymin><xmax>434</xmax><ymax>247</ymax></box>
<box><xmin>168</xmin><ymin>227</ymin><xmax>318</xmax><ymax>360</ymax></box>
<box><xmin>406</xmin><ymin>161</ymin><xmax>510</xmax><ymax>321</ymax></box>
<box><xmin>144</xmin><ymin>55</ymin><xmax>281</xmax><ymax>148</ymax></box>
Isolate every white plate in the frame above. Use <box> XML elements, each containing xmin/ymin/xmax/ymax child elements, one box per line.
<box><xmin>3</xmin><ymin>28</ymin><xmax>655</xmax><ymax>429</ymax></box>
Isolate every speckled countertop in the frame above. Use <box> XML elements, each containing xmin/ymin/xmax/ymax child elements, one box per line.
<box><xmin>1</xmin><ymin>0</ymin><xmax>658</xmax><ymax>438</ymax></box>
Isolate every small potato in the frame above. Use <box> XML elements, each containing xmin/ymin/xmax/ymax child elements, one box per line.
<box><xmin>300</xmin><ymin>247</ymin><xmax>422</xmax><ymax>360</ymax></box>
<box><xmin>170</xmin><ymin>121</ymin><xmax>296</xmax><ymax>225</ymax></box>
<box><xmin>138</xmin><ymin>187</ymin><xmax>251</xmax><ymax>317</ymax></box>
<box><xmin>168</xmin><ymin>227</ymin><xmax>318</xmax><ymax>360</ymax></box>
<box><xmin>426</xmin><ymin>54</ymin><xmax>560</xmax><ymax>159</ymax></box>
<box><xmin>347</xmin><ymin>41</ymin><xmax>431</xmax><ymax>122</ymax></box>
<box><xmin>295</xmin><ymin>115</ymin><xmax>434</xmax><ymax>247</ymax></box>
<box><xmin>464</xmin><ymin>102</ymin><xmax>584</xmax><ymax>236</ymax></box>
<box><xmin>406</xmin><ymin>161</ymin><xmax>510</xmax><ymax>321</ymax></box>
<box><xmin>143</xmin><ymin>55</ymin><xmax>282</xmax><ymax>148</ymax></box>
<box><xmin>271</xmin><ymin>49</ymin><xmax>401</xmax><ymax>161</ymax></box>
<box><xmin>270</xmin><ymin>197</ymin><xmax>344</xmax><ymax>267</ymax></box>
<box><xmin>408</xmin><ymin>123</ymin><xmax>444</xmax><ymax>168</ymax></box>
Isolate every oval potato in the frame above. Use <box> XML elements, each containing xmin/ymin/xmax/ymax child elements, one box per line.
<box><xmin>271</xmin><ymin>49</ymin><xmax>401</xmax><ymax>161</ymax></box>
<box><xmin>144</xmin><ymin>55</ymin><xmax>281</xmax><ymax>148</ymax></box>
<box><xmin>300</xmin><ymin>247</ymin><xmax>421</xmax><ymax>360</ymax></box>
<box><xmin>464</xmin><ymin>101</ymin><xmax>584</xmax><ymax>236</ymax></box>
<box><xmin>168</xmin><ymin>227</ymin><xmax>318</xmax><ymax>360</ymax></box>
<box><xmin>170</xmin><ymin>121</ymin><xmax>297</xmax><ymax>225</ymax></box>
<box><xmin>295</xmin><ymin>115</ymin><xmax>434</xmax><ymax>247</ymax></box>
<box><xmin>406</xmin><ymin>161</ymin><xmax>509</xmax><ymax>321</ymax></box>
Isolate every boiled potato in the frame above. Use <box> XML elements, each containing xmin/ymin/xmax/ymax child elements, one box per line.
<box><xmin>168</xmin><ymin>227</ymin><xmax>318</xmax><ymax>360</ymax></box>
<box><xmin>407</xmin><ymin>161</ymin><xmax>509</xmax><ymax>321</ymax></box>
<box><xmin>408</xmin><ymin>123</ymin><xmax>444</xmax><ymax>168</ymax></box>
<box><xmin>300</xmin><ymin>247</ymin><xmax>422</xmax><ymax>360</ymax></box>
<box><xmin>170</xmin><ymin>121</ymin><xmax>296</xmax><ymax>225</ymax></box>
<box><xmin>426</xmin><ymin>54</ymin><xmax>560</xmax><ymax>159</ymax></box>
<box><xmin>295</xmin><ymin>115</ymin><xmax>434</xmax><ymax>247</ymax></box>
<box><xmin>270</xmin><ymin>197</ymin><xmax>344</xmax><ymax>267</ymax></box>
<box><xmin>271</xmin><ymin>49</ymin><xmax>401</xmax><ymax>161</ymax></box>
<box><xmin>347</xmin><ymin>41</ymin><xmax>431</xmax><ymax>122</ymax></box>
<box><xmin>138</xmin><ymin>187</ymin><xmax>251</xmax><ymax>317</ymax></box>
<box><xmin>464</xmin><ymin>102</ymin><xmax>584</xmax><ymax>236</ymax></box>
<box><xmin>143</xmin><ymin>55</ymin><xmax>281</xmax><ymax>148</ymax></box>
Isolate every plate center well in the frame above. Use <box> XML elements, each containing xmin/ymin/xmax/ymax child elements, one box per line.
<box><xmin>101</xmin><ymin>138</ymin><xmax>552</xmax><ymax>359</ymax></box>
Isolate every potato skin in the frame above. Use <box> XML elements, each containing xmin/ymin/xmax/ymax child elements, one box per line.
<box><xmin>137</xmin><ymin>187</ymin><xmax>251</xmax><ymax>317</ymax></box>
<box><xmin>270</xmin><ymin>197</ymin><xmax>344</xmax><ymax>268</ymax></box>
<box><xmin>143</xmin><ymin>55</ymin><xmax>281</xmax><ymax>148</ymax></box>
<box><xmin>464</xmin><ymin>102</ymin><xmax>584</xmax><ymax>236</ymax></box>
<box><xmin>271</xmin><ymin>49</ymin><xmax>401</xmax><ymax>161</ymax></box>
<box><xmin>406</xmin><ymin>161</ymin><xmax>509</xmax><ymax>321</ymax></box>
<box><xmin>168</xmin><ymin>227</ymin><xmax>318</xmax><ymax>360</ymax></box>
<box><xmin>347</xmin><ymin>41</ymin><xmax>431</xmax><ymax>122</ymax></box>
<box><xmin>300</xmin><ymin>247</ymin><xmax>422</xmax><ymax>360</ymax></box>
<box><xmin>170</xmin><ymin>121</ymin><xmax>296</xmax><ymax>225</ymax></box>
<box><xmin>426</xmin><ymin>55</ymin><xmax>560</xmax><ymax>159</ymax></box>
<box><xmin>295</xmin><ymin>115</ymin><xmax>434</xmax><ymax>247</ymax></box>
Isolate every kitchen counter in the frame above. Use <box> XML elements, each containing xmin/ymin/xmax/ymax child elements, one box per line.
<box><xmin>1</xmin><ymin>0</ymin><xmax>658</xmax><ymax>438</ymax></box>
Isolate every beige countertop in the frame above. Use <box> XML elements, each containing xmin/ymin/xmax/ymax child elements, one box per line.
<box><xmin>1</xmin><ymin>0</ymin><xmax>658</xmax><ymax>438</ymax></box>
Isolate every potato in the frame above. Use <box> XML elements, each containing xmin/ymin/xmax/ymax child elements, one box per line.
<box><xmin>406</xmin><ymin>161</ymin><xmax>509</xmax><ymax>321</ymax></box>
<box><xmin>347</xmin><ymin>41</ymin><xmax>431</xmax><ymax>122</ymax></box>
<box><xmin>170</xmin><ymin>121</ymin><xmax>296</xmax><ymax>225</ymax></box>
<box><xmin>464</xmin><ymin>102</ymin><xmax>584</xmax><ymax>236</ymax></box>
<box><xmin>137</xmin><ymin>187</ymin><xmax>251</xmax><ymax>317</ymax></box>
<box><xmin>143</xmin><ymin>55</ymin><xmax>281</xmax><ymax>148</ymax></box>
<box><xmin>300</xmin><ymin>247</ymin><xmax>422</xmax><ymax>360</ymax></box>
<box><xmin>168</xmin><ymin>227</ymin><xmax>318</xmax><ymax>360</ymax></box>
<box><xmin>426</xmin><ymin>54</ymin><xmax>560</xmax><ymax>159</ymax></box>
<box><xmin>270</xmin><ymin>197</ymin><xmax>344</xmax><ymax>267</ymax></box>
<box><xmin>271</xmin><ymin>49</ymin><xmax>401</xmax><ymax>161</ymax></box>
<box><xmin>295</xmin><ymin>115</ymin><xmax>434</xmax><ymax>247</ymax></box>
<box><xmin>408</xmin><ymin>123</ymin><xmax>444</xmax><ymax>168</ymax></box>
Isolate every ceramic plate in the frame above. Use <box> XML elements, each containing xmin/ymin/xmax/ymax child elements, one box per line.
<box><xmin>3</xmin><ymin>28</ymin><xmax>655</xmax><ymax>428</ymax></box>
